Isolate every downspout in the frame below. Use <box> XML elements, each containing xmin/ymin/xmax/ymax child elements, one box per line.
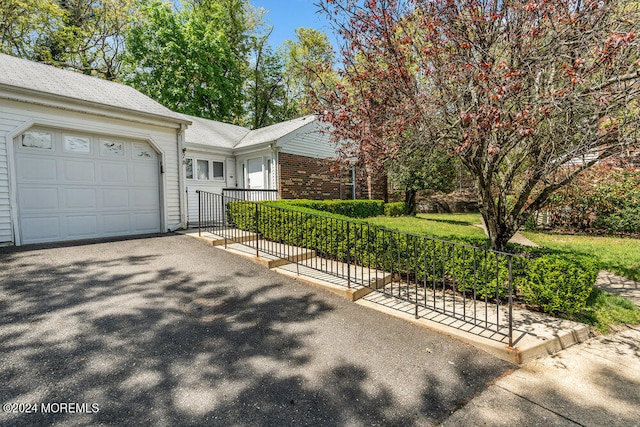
<box><xmin>272</xmin><ymin>143</ymin><xmax>280</xmax><ymax>198</ymax></box>
<box><xmin>174</xmin><ymin>123</ymin><xmax>187</xmax><ymax>230</ymax></box>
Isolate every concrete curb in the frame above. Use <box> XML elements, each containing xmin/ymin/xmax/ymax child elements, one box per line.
<box><xmin>182</xmin><ymin>228</ymin><xmax>590</xmax><ymax>365</ymax></box>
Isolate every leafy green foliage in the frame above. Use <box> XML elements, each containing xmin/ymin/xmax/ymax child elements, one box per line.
<box><xmin>1</xmin><ymin>0</ymin><xmax>134</xmax><ymax>79</ymax></box>
<box><xmin>388</xmin><ymin>146</ymin><xmax>458</xmax><ymax>213</ymax></box>
<box><xmin>121</xmin><ymin>0</ymin><xmax>247</xmax><ymax>121</ymax></box>
<box><xmin>522</xmin><ymin>231</ymin><xmax>640</xmax><ymax>282</ymax></box>
<box><xmin>0</xmin><ymin>0</ymin><xmax>64</xmax><ymax>58</ymax></box>
<box><xmin>227</xmin><ymin>201</ymin><xmax>600</xmax><ymax>312</ymax></box>
<box><xmin>264</xmin><ymin>199</ymin><xmax>385</xmax><ymax>218</ymax></box>
<box><xmin>244</xmin><ymin>34</ymin><xmax>292</xmax><ymax>128</ymax></box>
<box><xmin>571</xmin><ymin>288</ymin><xmax>640</xmax><ymax>334</ymax></box>
<box><xmin>282</xmin><ymin>27</ymin><xmax>337</xmax><ymax>116</ymax></box>
<box><xmin>545</xmin><ymin>165</ymin><xmax>640</xmax><ymax>234</ymax></box>
<box><xmin>517</xmin><ymin>251</ymin><xmax>600</xmax><ymax>315</ymax></box>
<box><xmin>384</xmin><ymin>202</ymin><xmax>407</xmax><ymax>217</ymax></box>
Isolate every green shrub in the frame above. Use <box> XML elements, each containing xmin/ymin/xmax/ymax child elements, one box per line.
<box><xmin>544</xmin><ymin>165</ymin><xmax>640</xmax><ymax>233</ymax></box>
<box><xmin>227</xmin><ymin>201</ymin><xmax>600</xmax><ymax>316</ymax></box>
<box><xmin>265</xmin><ymin>199</ymin><xmax>385</xmax><ymax>218</ymax></box>
<box><xmin>516</xmin><ymin>251</ymin><xmax>600</xmax><ymax>314</ymax></box>
<box><xmin>384</xmin><ymin>202</ymin><xmax>407</xmax><ymax>217</ymax></box>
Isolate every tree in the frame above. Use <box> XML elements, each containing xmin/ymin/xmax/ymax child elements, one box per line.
<box><xmin>1</xmin><ymin>0</ymin><xmax>135</xmax><ymax>80</ymax></box>
<box><xmin>244</xmin><ymin>30</ymin><xmax>291</xmax><ymax>128</ymax></box>
<box><xmin>389</xmin><ymin>144</ymin><xmax>458</xmax><ymax>214</ymax></box>
<box><xmin>38</xmin><ymin>0</ymin><xmax>136</xmax><ymax>79</ymax></box>
<box><xmin>318</xmin><ymin>0</ymin><xmax>640</xmax><ymax>251</ymax></box>
<box><xmin>283</xmin><ymin>27</ymin><xmax>337</xmax><ymax>115</ymax></box>
<box><xmin>0</xmin><ymin>0</ymin><xmax>64</xmax><ymax>59</ymax></box>
<box><xmin>121</xmin><ymin>0</ymin><xmax>250</xmax><ymax>121</ymax></box>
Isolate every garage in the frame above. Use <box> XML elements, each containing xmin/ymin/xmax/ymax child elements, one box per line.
<box><xmin>14</xmin><ymin>128</ymin><xmax>162</xmax><ymax>244</ymax></box>
<box><xmin>1</xmin><ymin>53</ymin><xmax>191</xmax><ymax>246</ymax></box>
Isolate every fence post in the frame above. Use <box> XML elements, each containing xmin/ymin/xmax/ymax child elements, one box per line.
<box><xmin>346</xmin><ymin>221</ymin><xmax>351</xmax><ymax>288</ymax></box>
<box><xmin>197</xmin><ymin>190</ymin><xmax>201</xmax><ymax>237</ymax></box>
<box><xmin>508</xmin><ymin>256</ymin><xmax>514</xmax><ymax>348</ymax></box>
<box><xmin>255</xmin><ymin>202</ymin><xmax>259</xmax><ymax>257</ymax></box>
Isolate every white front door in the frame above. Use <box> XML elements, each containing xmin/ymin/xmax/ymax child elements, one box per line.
<box><xmin>15</xmin><ymin>130</ymin><xmax>161</xmax><ymax>244</ymax></box>
<box><xmin>247</xmin><ymin>158</ymin><xmax>264</xmax><ymax>189</ymax></box>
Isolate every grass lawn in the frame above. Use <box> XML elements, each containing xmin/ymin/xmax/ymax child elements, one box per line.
<box><xmin>364</xmin><ymin>212</ymin><xmax>640</xmax><ymax>333</ymax></box>
<box><xmin>522</xmin><ymin>231</ymin><xmax>640</xmax><ymax>282</ymax></box>
<box><xmin>365</xmin><ymin>213</ymin><xmax>487</xmax><ymax>242</ymax></box>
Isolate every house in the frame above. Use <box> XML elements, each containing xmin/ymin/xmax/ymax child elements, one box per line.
<box><xmin>182</xmin><ymin>114</ymin><xmax>344</xmax><ymax>226</ymax></box>
<box><xmin>0</xmin><ymin>53</ymin><xmax>367</xmax><ymax>246</ymax></box>
<box><xmin>0</xmin><ymin>53</ymin><xmax>191</xmax><ymax>246</ymax></box>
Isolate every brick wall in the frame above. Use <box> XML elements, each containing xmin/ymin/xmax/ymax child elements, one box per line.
<box><xmin>278</xmin><ymin>152</ymin><xmax>388</xmax><ymax>200</ymax></box>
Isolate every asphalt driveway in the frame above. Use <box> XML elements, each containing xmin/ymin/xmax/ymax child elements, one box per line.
<box><xmin>0</xmin><ymin>234</ymin><xmax>511</xmax><ymax>426</ymax></box>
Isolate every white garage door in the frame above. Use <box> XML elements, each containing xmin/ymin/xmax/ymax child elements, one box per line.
<box><xmin>15</xmin><ymin>129</ymin><xmax>161</xmax><ymax>244</ymax></box>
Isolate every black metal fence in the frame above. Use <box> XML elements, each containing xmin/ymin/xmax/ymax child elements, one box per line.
<box><xmin>198</xmin><ymin>190</ymin><xmax>517</xmax><ymax>346</ymax></box>
<box><xmin>222</xmin><ymin>188</ymin><xmax>279</xmax><ymax>201</ymax></box>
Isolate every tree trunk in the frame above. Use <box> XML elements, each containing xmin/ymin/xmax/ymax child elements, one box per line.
<box><xmin>405</xmin><ymin>189</ymin><xmax>417</xmax><ymax>215</ymax></box>
<box><xmin>477</xmin><ymin>185</ymin><xmax>515</xmax><ymax>252</ymax></box>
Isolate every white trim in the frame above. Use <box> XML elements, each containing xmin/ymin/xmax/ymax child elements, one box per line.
<box><xmin>177</xmin><ymin>124</ymin><xmax>187</xmax><ymax>229</ymax></box>
<box><xmin>0</xmin><ymin>84</ymin><xmax>190</xmax><ymax>128</ymax></box>
<box><xmin>6</xmin><ymin>120</ymin><xmax>169</xmax><ymax>245</ymax></box>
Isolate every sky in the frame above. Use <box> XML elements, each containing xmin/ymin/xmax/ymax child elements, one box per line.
<box><xmin>250</xmin><ymin>0</ymin><xmax>337</xmax><ymax>49</ymax></box>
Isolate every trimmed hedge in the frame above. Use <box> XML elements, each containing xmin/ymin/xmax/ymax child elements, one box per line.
<box><xmin>264</xmin><ymin>199</ymin><xmax>385</xmax><ymax>218</ymax></box>
<box><xmin>227</xmin><ymin>201</ymin><xmax>601</xmax><ymax>314</ymax></box>
<box><xmin>518</xmin><ymin>251</ymin><xmax>600</xmax><ymax>314</ymax></box>
<box><xmin>384</xmin><ymin>202</ymin><xmax>408</xmax><ymax>217</ymax></box>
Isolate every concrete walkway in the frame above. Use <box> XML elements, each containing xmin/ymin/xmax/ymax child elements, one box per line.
<box><xmin>181</xmin><ymin>229</ymin><xmax>589</xmax><ymax>365</ymax></box>
<box><xmin>596</xmin><ymin>270</ymin><xmax>640</xmax><ymax>307</ymax></box>
<box><xmin>441</xmin><ymin>326</ymin><xmax>640</xmax><ymax>426</ymax></box>
<box><xmin>474</xmin><ymin>222</ymin><xmax>541</xmax><ymax>248</ymax></box>
<box><xmin>441</xmin><ymin>270</ymin><xmax>640</xmax><ymax>426</ymax></box>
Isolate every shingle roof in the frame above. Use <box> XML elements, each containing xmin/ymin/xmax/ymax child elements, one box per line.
<box><xmin>234</xmin><ymin>115</ymin><xmax>316</xmax><ymax>149</ymax></box>
<box><xmin>182</xmin><ymin>114</ymin><xmax>250</xmax><ymax>149</ymax></box>
<box><xmin>0</xmin><ymin>53</ymin><xmax>188</xmax><ymax>123</ymax></box>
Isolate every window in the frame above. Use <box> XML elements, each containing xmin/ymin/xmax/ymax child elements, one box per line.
<box><xmin>101</xmin><ymin>140</ymin><xmax>124</xmax><ymax>156</ymax></box>
<box><xmin>197</xmin><ymin>159</ymin><xmax>209</xmax><ymax>180</ymax></box>
<box><xmin>185</xmin><ymin>158</ymin><xmax>193</xmax><ymax>179</ymax></box>
<box><xmin>22</xmin><ymin>131</ymin><xmax>53</xmax><ymax>149</ymax></box>
<box><xmin>133</xmin><ymin>143</ymin><xmax>154</xmax><ymax>159</ymax></box>
<box><xmin>186</xmin><ymin>158</ymin><xmax>224</xmax><ymax>181</ymax></box>
<box><xmin>64</xmin><ymin>135</ymin><xmax>91</xmax><ymax>153</ymax></box>
<box><xmin>212</xmin><ymin>161</ymin><xmax>224</xmax><ymax>179</ymax></box>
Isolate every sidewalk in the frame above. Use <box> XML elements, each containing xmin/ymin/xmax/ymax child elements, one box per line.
<box><xmin>179</xmin><ymin>229</ymin><xmax>589</xmax><ymax>365</ymax></box>
<box><xmin>441</xmin><ymin>326</ymin><xmax>640</xmax><ymax>426</ymax></box>
<box><xmin>442</xmin><ymin>271</ymin><xmax>640</xmax><ymax>426</ymax></box>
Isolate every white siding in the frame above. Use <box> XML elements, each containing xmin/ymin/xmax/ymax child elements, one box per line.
<box><xmin>278</xmin><ymin>121</ymin><xmax>337</xmax><ymax>159</ymax></box>
<box><xmin>0</xmin><ymin>104</ymin><xmax>27</xmax><ymax>244</ymax></box>
<box><xmin>183</xmin><ymin>149</ymin><xmax>232</xmax><ymax>225</ymax></box>
<box><xmin>0</xmin><ymin>99</ymin><xmax>182</xmax><ymax>244</ymax></box>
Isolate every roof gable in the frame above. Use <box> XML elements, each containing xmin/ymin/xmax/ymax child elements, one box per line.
<box><xmin>182</xmin><ymin>114</ymin><xmax>250</xmax><ymax>149</ymax></box>
<box><xmin>234</xmin><ymin>115</ymin><xmax>316</xmax><ymax>149</ymax></box>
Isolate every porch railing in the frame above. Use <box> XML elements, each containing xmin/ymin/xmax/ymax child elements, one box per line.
<box><xmin>198</xmin><ymin>190</ymin><xmax>517</xmax><ymax>346</ymax></box>
<box><xmin>222</xmin><ymin>188</ymin><xmax>279</xmax><ymax>201</ymax></box>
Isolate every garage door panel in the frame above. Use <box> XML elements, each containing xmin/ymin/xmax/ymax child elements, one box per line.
<box><xmin>133</xmin><ymin>189</ymin><xmax>159</xmax><ymax>208</ymax></box>
<box><xmin>134</xmin><ymin>212</ymin><xmax>161</xmax><ymax>231</ymax></box>
<box><xmin>63</xmin><ymin>159</ymin><xmax>96</xmax><ymax>182</ymax></box>
<box><xmin>102</xmin><ymin>188</ymin><xmax>130</xmax><ymax>209</ymax></box>
<box><xmin>133</xmin><ymin>164</ymin><xmax>158</xmax><ymax>185</ymax></box>
<box><xmin>21</xmin><ymin>217</ymin><xmax>60</xmax><ymax>242</ymax></box>
<box><xmin>66</xmin><ymin>215</ymin><xmax>98</xmax><ymax>237</ymax></box>
<box><xmin>103</xmin><ymin>214</ymin><xmax>131</xmax><ymax>234</ymax></box>
<box><xmin>17</xmin><ymin>157</ymin><xmax>57</xmax><ymax>181</ymax></box>
<box><xmin>101</xmin><ymin>163</ymin><xmax>129</xmax><ymax>184</ymax></box>
<box><xmin>19</xmin><ymin>187</ymin><xmax>59</xmax><ymax>210</ymax></box>
<box><xmin>16</xmin><ymin>134</ymin><xmax>161</xmax><ymax>244</ymax></box>
<box><xmin>64</xmin><ymin>188</ymin><xmax>97</xmax><ymax>209</ymax></box>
